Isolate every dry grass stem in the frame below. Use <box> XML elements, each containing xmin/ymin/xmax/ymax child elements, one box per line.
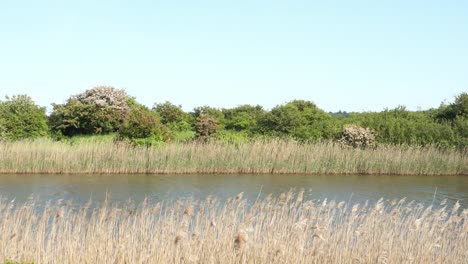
<box><xmin>0</xmin><ymin>139</ymin><xmax>465</xmax><ymax>175</ymax></box>
<box><xmin>0</xmin><ymin>193</ymin><xmax>466</xmax><ymax>263</ymax></box>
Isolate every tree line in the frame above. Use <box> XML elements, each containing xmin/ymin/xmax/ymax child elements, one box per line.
<box><xmin>0</xmin><ymin>86</ymin><xmax>466</xmax><ymax>148</ymax></box>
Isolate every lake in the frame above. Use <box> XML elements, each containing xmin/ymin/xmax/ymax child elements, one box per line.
<box><xmin>0</xmin><ymin>173</ymin><xmax>466</xmax><ymax>208</ymax></box>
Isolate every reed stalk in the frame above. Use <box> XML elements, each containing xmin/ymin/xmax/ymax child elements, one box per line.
<box><xmin>0</xmin><ymin>139</ymin><xmax>465</xmax><ymax>175</ymax></box>
<box><xmin>0</xmin><ymin>193</ymin><xmax>466</xmax><ymax>263</ymax></box>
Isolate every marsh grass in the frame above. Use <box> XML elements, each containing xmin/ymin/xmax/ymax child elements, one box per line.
<box><xmin>0</xmin><ymin>193</ymin><xmax>467</xmax><ymax>263</ymax></box>
<box><xmin>0</xmin><ymin>139</ymin><xmax>465</xmax><ymax>175</ymax></box>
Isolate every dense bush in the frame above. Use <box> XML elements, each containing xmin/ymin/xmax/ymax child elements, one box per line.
<box><xmin>435</xmin><ymin>92</ymin><xmax>467</xmax><ymax>121</ymax></box>
<box><xmin>49</xmin><ymin>86</ymin><xmax>130</xmax><ymax>136</ymax></box>
<box><xmin>153</xmin><ymin>101</ymin><xmax>192</xmax><ymax>132</ymax></box>
<box><xmin>222</xmin><ymin>104</ymin><xmax>265</xmax><ymax>132</ymax></box>
<box><xmin>194</xmin><ymin>114</ymin><xmax>219</xmax><ymax>142</ymax></box>
<box><xmin>192</xmin><ymin>106</ymin><xmax>225</xmax><ymax>125</ymax></box>
<box><xmin>0</xmin><ymin>89</ymin><xmax>466</xmax><ymax>148</ymax></box>
<box><xmin>0</xmin><ymin>95</ymin><xmax>48</xmax><ymax>140</ymax></box>
<box><xmin>339</xmin><ymin>125</ymin><xmax>376</xmax><ymax>149</ymax></box>
<box><xmin>344</xmin><ymin>106</ymin><xmax>461</xmax><ymax>146</ymax></box>
<box><xmin>118</xmin><ymin>104</ymin><xmax>167</xmax><ymax>146</ymax></box>
<box><xmin>257</xmin><ymin>100</ymin><xmax>331</xmax><ymax>141</ymax></box>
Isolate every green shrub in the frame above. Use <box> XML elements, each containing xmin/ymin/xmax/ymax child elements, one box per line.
<box><xmin>257</xmin><ymin>100</ymin><xmax>331</xmax><ymax>141</ymax></box>
<box><xmin>153</xmin><ymin>101</ymin><xmax>187</xmax><ymax>124</ymax></box>
<box><xmin>216</xmin><ymin>130</ymin><xmax>250</xmax><ymax>144</ymax></box>
<box><xmin>223</xmin><ymin>104</ymin><xmax>265</xmax><ymax>132</ymax></box>
<box><xmin>118</xmin><ymin>104</ymin><xmax>167</xmax><ymax>146</ymax></box>
<box><xmin>0</xmin><ymin>95</ymin><xmax>48</xmax><ymax>140</ymax></box>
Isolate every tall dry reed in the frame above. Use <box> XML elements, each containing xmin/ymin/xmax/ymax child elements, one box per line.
<box><xmin>0</xmin><ymin>139</ymin><xmax>465</xmax><ymax>175</ymax></box>
<box><xmin>0</xmin><ymin>192</ymin><xmax>467</xmax><ymax>263</ymax></box>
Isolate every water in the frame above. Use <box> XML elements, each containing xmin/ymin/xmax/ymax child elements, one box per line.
<box><xmin>0</xmin><ymin>174</ymin><xmax>466</xmax><ymax>208</ymax></box>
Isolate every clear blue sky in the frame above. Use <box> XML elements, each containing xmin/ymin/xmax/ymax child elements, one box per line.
<box><xmin>0</xmin><ymin>0</ymin><xmax>466</xmax><ymax>112</ymax></box>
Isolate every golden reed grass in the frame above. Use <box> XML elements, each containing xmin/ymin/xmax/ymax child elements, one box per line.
<box><xmin>0</xmin><ymin>192</ymin><xmax>467</xmax><ymax>263</ymax></box>
<box><xmin>0</xmin><ymin>139</ymin><xmax>465</xmax><ymax>175</ymax></box>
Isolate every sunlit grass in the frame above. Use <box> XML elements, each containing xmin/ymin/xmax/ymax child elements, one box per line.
<box><xmin>0</xmin><ymin>139</ymin><xmax>465</xmax><ymax>175</ymax></box>
<box><xmin>0</xmin><ymin>192</ymin><xmax>466</xmax><ymax>263</ymax></box>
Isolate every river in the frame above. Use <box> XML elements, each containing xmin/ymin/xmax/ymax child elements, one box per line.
<box><xmin>0</xmin><ymin>174</ymin><xmax>466</xmax><ymax>208</ymax></box>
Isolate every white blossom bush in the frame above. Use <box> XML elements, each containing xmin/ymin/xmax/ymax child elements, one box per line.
<box><xmin>73</xmin><ymin>86</ymin><xmax>129</xmax><ymax>115</ymax></box>
<box><xmin>49</xmin><ymin>86</ymin><xmax>131</xmax><ymax>136</ymax></box>
<box><xmin>339</xmin><ymin>125</ymin><xmax>376</xmax><ymax>149</ymax></box>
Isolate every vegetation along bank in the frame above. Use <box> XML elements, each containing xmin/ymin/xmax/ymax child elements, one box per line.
<box><xmin>0</xmin><ymin>86</ymin><xmax>466</xmax><ymax>175</ymax></box>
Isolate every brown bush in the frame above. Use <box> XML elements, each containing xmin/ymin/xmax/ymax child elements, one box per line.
<box><xmin>195</xmin><ymin>114</ymin><xmax>219</xmax><ymax>142</ymax></box>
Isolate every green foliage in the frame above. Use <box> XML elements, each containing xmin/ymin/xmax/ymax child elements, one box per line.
<box><xmin>171</xmin><ymin>130</ymin><xmax>196</xmax><ymax>142</ymax></box>
<box><xmin>0</xmin><ymin>90</ymin><xmax>466</xmax><ymax>148</ymax></box>
<box><xmin>222</xmin><ymin>104</ymin><xmax>264</xmax><ymax>132</ymax></box>
<box><xmin>118</xmin><ymin>104</ymin><xmax>167</xmax><ymax>146</ymax></box>
<box><xmin>343</xmin><ymin>106</ymin><xmax>459</xmax><ymax>146</ymax></box>
<box><xmin>153</xmin><ymin>101</ymin><xmax>186</xmax><ymax>124</ymax></box>
<box><xmin>48</xmin><ymin>86</ymin><xmax>129</xmax><ymax>136</ymax></box>
<box><xmin>257</xmin><ymin>100</ymin><xmax>331</xmax><ymax>141</ymax></box>
<box><xmin>192</xmin><ymin>106</ymin><xmax>224</xmax><ymax>126</ymax></box>
<box><xmin>0</xmin><ymin>95</ymin><xmax>48</xmax><ymax>140</ymax></box>
<box><xmin>216</xmin><ymin>130</ymin><xmax>250</xmax><ymax>144</ymax></box>
<box><xmin>153</xmin><ymin>101</ymin><xmax>192</xmax><ymax>134</ymax></box>
<box><xmin>436</xmin><ymin>92</ymin><xmax>467</xmax><ymax>121</ymax></box>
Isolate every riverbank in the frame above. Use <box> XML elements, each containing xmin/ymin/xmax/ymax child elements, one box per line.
<box><xmin>0</xmin><ymin>139</ymin><xmax>465</xmax><ymax>175</ymax></box>
<box><xmin>1</xmin><ymin>193</ymin><xmax>466</xmax><ymax>263</ymax></box>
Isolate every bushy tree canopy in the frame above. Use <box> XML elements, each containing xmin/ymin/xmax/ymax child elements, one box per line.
<box><xmin>223</xmin><ymin>105</ymin><xmax>265</xmax><ymax>132</ymax></box>
<box><xmin>0</xmin><ymin>95</ymin><xmax>48</xmax><ymax>140</ymax></box>
<box><xmin>153</xmin><ymin>101</ymin><xmax>186</xmax><ymax>124</ymax></box>
<box><xmin>118</xmin><ymin>104</ymin><xmax>167</xmax><ymax>146</ymax></box>
<box><xmin>0</xmin><ymin>88</ymin><xmax>465</xmax><ymax>148</ymax></box>
<box><xmin>258</xmin><ymin>100</ymin><xmax>331</xmax><ymax>140</ymax></box>
<box><xmin>436</xmin><ymin>92</ymin><xmax>467</xmax><ymax>121</ymax></box>
<box><xmin>49</xmin><ymin>86</ymin><xmax>130</xmax><ymax>136</ymax></box>
<box><xmin>153</xmin><ymin>101</ymin><xmax>191</xmax><ymax>133</ymax></box>
<box><xmin>194</xmin><ymin>114</ymin><xmax>219</xmax><ymax>142</ymax></box>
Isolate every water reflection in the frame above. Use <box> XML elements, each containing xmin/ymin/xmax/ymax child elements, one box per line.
<box><xmin>0</xmin><ymin>174</ymin><xmax>466</xmax><ymax>208</ymax></box>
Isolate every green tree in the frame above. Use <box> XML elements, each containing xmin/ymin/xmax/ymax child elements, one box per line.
<box><xmin>118</xmin><ymin>104</ymin><xmax>167</xmax><ymax>146</ymax></box>
<box><xmin>192</xmin><ymin>106</ymin><xmax>224</xmax><ymax>125</ymax></box>
<box><xmin>0</xmin><ymin>95</ymin><xmax>48</xmax><ymax>140</ymax></box>
<box><xmin>153</xmin><ymin>101</ymin><xmax>191</xmax><ymax>132</ymax></box>
<box><xmin>49</xmin><ymin>86</ymin><xmax>130</xmax><ymax>136</ymax></box>
<box><xmin>258</xmin><ymin>100</ymin><xmax>330</xmax><ymax>141</ymax></box>
<box><xmin>436</xmin><ymin>92</ymin><xmax>468</xmax><ymax>121</ymax></box>
<box><xmin>153</xmin><ymin>101</ymin><xmax>186</xmax><ymax>124</ymax></box>
<box><xmin>222</xmin><ymin>104</ymin><xmax>265</xmax><ymax>132</ymax></box>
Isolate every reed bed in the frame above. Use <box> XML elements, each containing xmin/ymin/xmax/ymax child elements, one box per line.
<box><xmin>0</xmin><ymin>192</ymin><xmax>467</xmax><ymax>263</ymax></box>
<box><xmin>0</xmin><ymin>139</ymin><xmax>466</xmax><ymax>175</ymax></box>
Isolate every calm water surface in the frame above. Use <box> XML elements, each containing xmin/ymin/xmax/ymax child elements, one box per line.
<box><xmin>0</xmin><ymin>174</ymin><xmax>466</xmax><ymax>208</ymax></box>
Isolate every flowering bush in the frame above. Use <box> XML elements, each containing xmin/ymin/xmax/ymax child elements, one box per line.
<box><xmin>49</xmin><ymin>86</ymin><xmax>130</xmax><ymax>136</ymax></box>
<box><xmin>74</xmin><ymin>86</ymin><xmax>129</xmax><ymax>115</ymax></box>
<box><xmin>339</xmin><ymin>125</ymin><xmax>376</xmax><ymax>149</ymax></box>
